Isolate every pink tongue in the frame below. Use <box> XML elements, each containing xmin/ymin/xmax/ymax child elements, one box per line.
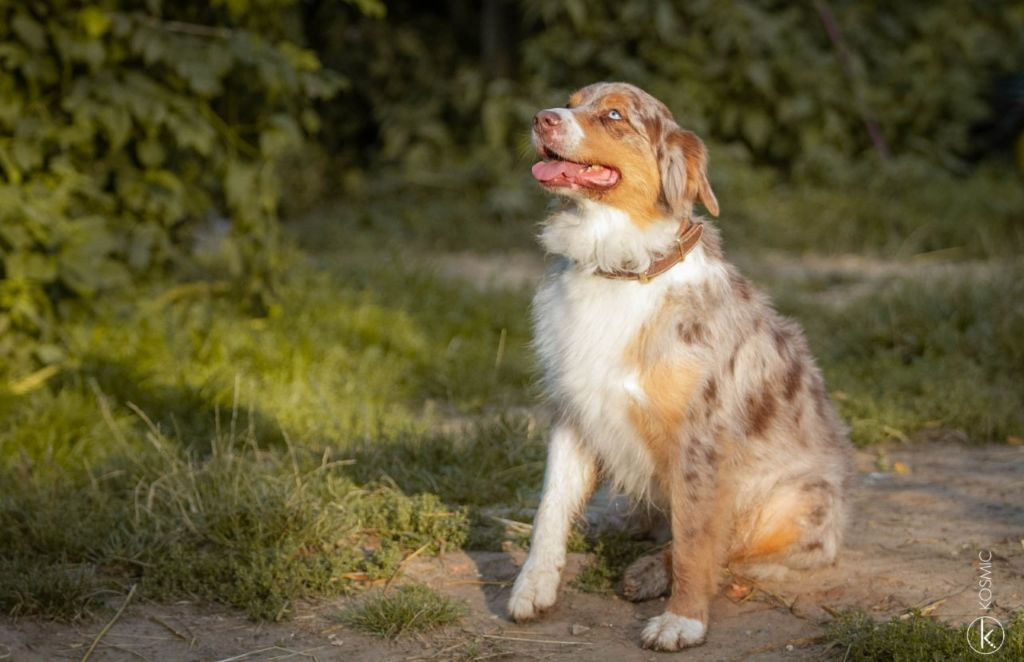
<box><xmin>531</xmin><ymin>161</ymin><xmax>619</xmax><ymax>188</ymax></box>
<box><xmin>532</xmin><ymin>160</ymin><xmax>585</xmax><ymax>182</ymax></box>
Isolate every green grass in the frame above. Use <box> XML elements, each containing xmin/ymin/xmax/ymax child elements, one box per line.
<box><xmin>826</xmin><ymin>610</ymin><xmax>1024</xmax><ymax>661</ymax></box>
<box><xmin>346</xmin><ymin>418</ymin><xmax>546</xmax><ymax>508</ymax></box>
<box><xmin>778</xmin><ymin>268</ymin><xmax>1024</xmax><ymax>445</ymax></box>
<box><xmin>0</xmin><ymin>559</ymin><xmax>112</xmax><ymax>622</ymax></box>
<box><xmin>0</xmin><ymin>227</ymin><xmax>543</xmax><ymax>622</ymax></box>
<box><xmin>0</xmin><ymin>425</ymin><xmax>470</xmax><ymax>621</ymax></box>
<box><xmin>340</xmin><ymin>583</ymin><xmax>466</xmax><ymax>639</ymax></box>
<box><xmin>714</xmin><ymin>152</ymin><xmax>1024</xmax><ymax>259</ymax></box>
<box><xmin>570</xmin><ymin>531</ymin><xmax>660</xmax><ymax>595</ymax></box>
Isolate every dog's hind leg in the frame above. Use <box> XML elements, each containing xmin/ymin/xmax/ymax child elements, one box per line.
<box><xmin>729</xmin><ymin>475</ymin><xmax>846</xmax><ymax>579</ymax></box>
<box><xmin>622</xmin><ymin>549</ymin><xmax>671</xmax><ymax>601</ymax></box>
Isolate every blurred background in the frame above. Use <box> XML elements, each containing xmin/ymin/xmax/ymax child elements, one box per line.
<box><xmin>2</xmin><ymin>0</ymin><xmax>1023</xmax><ymax>374</ymax></box>
<box><xmin>1</xmin><ymin>0</ymin><xmax>1023</xmax><ymax>637</ymax></box>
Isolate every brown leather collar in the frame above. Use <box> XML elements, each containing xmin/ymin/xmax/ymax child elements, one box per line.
<box><xmin>595</xmin><ymin>220</ymin><xmax>704</xmax><ymax>283</ymax></box>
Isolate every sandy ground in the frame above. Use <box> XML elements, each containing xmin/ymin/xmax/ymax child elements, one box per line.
<box><xmin>3</xmin><ymin>442</ymin><xmax>1022</xmax><ymax>661</ymax></box>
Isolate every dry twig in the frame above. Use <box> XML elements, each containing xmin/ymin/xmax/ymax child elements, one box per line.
<box><xmin>81</xmin><ymin>583</ymin><xmax>137</xmax><ymax>662</ymax></box>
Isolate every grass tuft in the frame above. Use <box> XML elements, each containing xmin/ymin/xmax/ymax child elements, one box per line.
<box><xmin>826</xmin><ymin>610</ymin><xmax>1024</xmax><ymax>661</ymax></box>
<box><xmin>0</xmin><ymin>559</ymin><xmax>109</xmax><ymax>622</ymax></box>
<box><xmin>340</xmin><ymin>584</ymin><xmax>466</xmax><ymax>638</ymax></box>
<box><xmin>570</xmin><ymin>531</ymin><xmax>659</xmax><ymax>595</ymax></box>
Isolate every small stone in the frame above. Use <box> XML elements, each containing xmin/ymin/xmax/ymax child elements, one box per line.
<box><xmin>570</xmin><ymin>623</ymin><xmax>591</xmax><ymax>636</ymax></box>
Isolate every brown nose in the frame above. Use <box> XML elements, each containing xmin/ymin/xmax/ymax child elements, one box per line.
<box><xmin>534</xmin><ymin>110</ymin><xmax>561</xmax><ymax>129</ymax></box>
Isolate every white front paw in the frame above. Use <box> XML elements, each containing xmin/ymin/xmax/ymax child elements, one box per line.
<box><xmin>641</xmin><ymin>612</ymin><xmax>707</xmax><ymax>651</ymax></box>
<box><xmin>507</xmin><ymin>564</ymin><xmax>561</xmax><ymax>622</ymax></box>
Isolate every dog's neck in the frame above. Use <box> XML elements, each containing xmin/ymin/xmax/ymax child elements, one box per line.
<box><xmin>539</xmin><ymin>200</ymin><xmax>694</xmax><ymax>276</ymax></box>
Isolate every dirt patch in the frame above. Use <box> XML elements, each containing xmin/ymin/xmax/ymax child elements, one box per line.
<box><xmin>424</xmin><ymin>250</ymin><xmax>545</xmax><ymax>291</ymax></box>
<box><xmin>3</xmin><ymin>442</ymin><xmax>1021</xmax><ymax>661</ymax></box>
<box><xmin>745</xmin><ymin>252</ymin><xmax>1011</xmax><ymax>306</ymax></box>
<box><xmin>419</xmin><ymin>249</ymin><xmax>1013</xmax><ymax>309</ymax></box>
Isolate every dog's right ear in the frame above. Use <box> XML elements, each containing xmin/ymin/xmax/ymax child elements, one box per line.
<box><xmin>657</xmin><ymin>128</ymin><xmax>719</xmax><ymax>218</ymax></box>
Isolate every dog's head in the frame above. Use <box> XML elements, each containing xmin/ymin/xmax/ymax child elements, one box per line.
<box><xmin>531</xmin><ymin>82</ymin><xmax>718</xmax><ymax>225</ymax></box>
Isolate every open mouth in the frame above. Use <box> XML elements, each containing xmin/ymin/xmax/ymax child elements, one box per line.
<box><xmin>532</xmin><ymin>146</ymin><xmax>620</xmax><ymax>190</ymax></box>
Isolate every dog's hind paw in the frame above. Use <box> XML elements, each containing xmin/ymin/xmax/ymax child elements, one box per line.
<box><xmin>622</xmin><ymin>552</ymin><xmax>669</xmax><ymax>602</ymax></box>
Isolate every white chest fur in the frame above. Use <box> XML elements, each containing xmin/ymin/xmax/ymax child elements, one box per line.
<box><xmin>532</xmin><ymin>203</ymin><xmax>727</xmax><ymax>501</ymax></box>
<box><xmin>533</xmin><ymin>267</ymin><xmax>663</xmax><ymax>499</ymax></box>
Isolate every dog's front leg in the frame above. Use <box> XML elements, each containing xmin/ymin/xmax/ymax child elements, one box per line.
<box><xmin>641</xmin><ymin>438</ymin><xmax>727</xmax><ymax>651</ymax></box>
<box><xmin>508</xmin><ymin>422</ymin><xmax>597</xmax><ymax>622</ymax></box>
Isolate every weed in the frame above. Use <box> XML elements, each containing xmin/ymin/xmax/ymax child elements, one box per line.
<box><xmin>826</xmin><ymin>610</ymin><xmax>1024</xmax><ymax>661</ymax></box>
<box><xmin>340</xmin><ymin>583</ymin><xmax>466</xmax><ymax>638</ymax></box>
<box><xmin>0</xmin><ymin>559</ymin><xmax>109</xmax><ymax>622</ymax></box>
<box><xmin>570</xmin><ymin>531</ymin><xmax>659</xmax><ymax>595</ymax></box>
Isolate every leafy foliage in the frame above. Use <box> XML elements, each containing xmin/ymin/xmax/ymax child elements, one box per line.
<box><xmin>0</xmin><ymin>0</ymin><xmax>345</xmax><ymax>373</ymax></box>
<box><xmin>314</xmin><ymin>0</ymin><xmax>1024</xmax><ymax>178</ymax></box>
<box><xmin>522</xmin><ymin>1</ymin><xmax>1023</xmax><ymax>173</ymax></box>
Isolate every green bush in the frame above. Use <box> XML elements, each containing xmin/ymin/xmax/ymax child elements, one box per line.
<box><xmin>312</xmin><ymin>1</ymin><xmax>1023</xmax><ymax>179</ymax></box>
<box><xmin>521</xmin><ymin>1</ymin><xmax>1024</xmax><ymax>174</ymax></box>
<box><xmin>0</xmin><ymin>0</ymin><xmax>348</xmax><ymax>374</ymax></box>
<box><xmin>5</xmin><ymin>1</ymin><xmax>1021</xmax><ymax>375</ymax></box>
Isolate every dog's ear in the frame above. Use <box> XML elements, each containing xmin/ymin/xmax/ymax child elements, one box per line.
<box><xmin>657</xmin><ymin>128</ymin><xmax>719</xmax><ymax>218</ymax></box>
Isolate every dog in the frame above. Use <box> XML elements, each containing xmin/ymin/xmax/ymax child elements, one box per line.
<box><xmin>508</xmin><ymin>82</ymin><xmax>855</xmax><ymax>651</ymax></box>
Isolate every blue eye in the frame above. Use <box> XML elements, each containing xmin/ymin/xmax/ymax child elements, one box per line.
<box><xmin>608</xmin><ymin>109</ymin><xmax>622</xmax><ymax>120</ymax></box>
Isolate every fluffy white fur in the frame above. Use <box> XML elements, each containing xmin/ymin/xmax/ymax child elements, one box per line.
<box><xmin>539</xmin><ymin>200</ymin><xmax>681</xmax><ymax>274</ymax></box>
<box><xmin>511</xmin><ymin>202</ymin><xmax>717</xmax><ymax>619</ymax></box>
<box><xmin>531</xmin><ymin>202</ymin><xmax>727</xmax><ymax>503</ymax></box>
<box><xmin>507</xmin><ymin>424</ymin><xmax>596</xmax><ymax>621</ymax></box>
<box><xmin>641</xmin><ymin>612</ymin><xmax>707</xmax><ymax>651</ymax></box>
